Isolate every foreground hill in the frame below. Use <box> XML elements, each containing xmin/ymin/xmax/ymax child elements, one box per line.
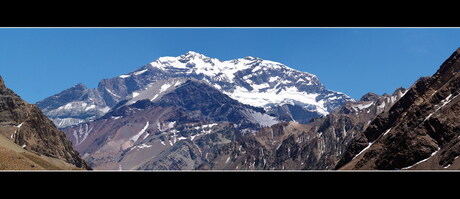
<box><xmin>0</xmin><ymin>76</ymin><xmax>89</xmax><ymax>170</ymax></box>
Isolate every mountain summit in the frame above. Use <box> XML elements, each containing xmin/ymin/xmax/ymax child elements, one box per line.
<box><xmin>37</xmin><ymin>52</ymin><xmax>354</xmax><ymax>128</ymax></box>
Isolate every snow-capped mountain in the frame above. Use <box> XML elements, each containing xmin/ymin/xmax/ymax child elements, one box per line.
<box><xmin>36</xmin><ymin>83</ymin><xmax>110</xmax><ymax>128</ymax></box>
<box><xmin>146</xmin><ymin>51</ymin><xmax>353</xmax><ymax>115</ymax></box>
<box><xmin>37</xmin><ymin>51</ymin><xmax>354</xmax><ymax>128</ymax></box>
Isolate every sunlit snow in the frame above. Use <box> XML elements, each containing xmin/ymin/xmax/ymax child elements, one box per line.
<box><xmin>130</xmin><ymin>122</ymin><xmax>149</xmax><ymax>143</ymax></box>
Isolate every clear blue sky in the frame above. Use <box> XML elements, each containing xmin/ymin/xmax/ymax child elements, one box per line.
<box><xmin>1</xmin><ymin>28</ymin><xmax>460</xmax><ymax>103</ymax></box>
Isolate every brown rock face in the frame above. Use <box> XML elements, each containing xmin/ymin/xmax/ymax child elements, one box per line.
<box><xmin>337</xmin><ymin>48</ymin><xmax>460</xmax><ymax>170</ymax></box>
<box><xmin>0</xmin><ymin>76</ymin><xmax>89</xmax><ymax>169</ymax></box>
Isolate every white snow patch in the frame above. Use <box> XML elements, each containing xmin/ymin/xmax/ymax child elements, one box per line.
<box><xmin>189</xmin><ymin>123</ymin><xmax>218</xmax><ymax>140</ymax></box>
<box><xmin>64</xmin><ymin>103</ymin><xmax>73</xmax><ymax>109</ymax></box>
<box><xmin>105</xmin><ymin>88</ymin><xmax>120</xmax><ymax>98</ymax></box>
<box><xmin>174</xmin><ymin>81</ymin><xmax>183</xmax><ymax>87</ymax></box>
<box><xmin>352</xmin><ymin>102</ymin><xmax>374</xmax><ymax>111</ymax></box>
<box><xmin>157</xmin><ymin>121</ymin><xmax>176</xmax><ymax>132</ymax></box>
<box><xmin>160</xmin><ymin>141</ymin><xmax>166</xmax><ymax>146</ymax></box>
<box><xmin>401</xmin><ymin>89</ymin><xmax>409</xmax><ymax>97</ymax></box>
<box><xmin>134</xmin><ymin>69</ymin><xmax>149</xmax><ymax>75</ymax></box>
<box><xmin>22</xmin><ymin>144</ymin><xmax>26</xmax><ymax>149</ymax></box>
<box><xmin>75</xmin><ymin>123</ymin><xmax>93</xmax><ymax>146</ymax></box>
<box><xmin>72</xmin><ymin>131</ymin><xmax>78</xmax><ymax>144</ymax></box>
<box><xmin>193</xmin><ymin>123</ymin><xmax>218</xmax><ymax>130</ymax></box>
<box><xmin>402</xmin><ymin>148</ymin><xmax>440</xmax><ymax>170</ymax></box>
<box><xmin>243</xmin><ymin>109</ymin><xmax>278</xmax><ymax>127</ymax></box>
<box><xmin>100</xmin><ymin>106</ymin><xmax>111</xmax><ymax>114</ymax></box>
<box><xmin>167</xmin><ymin>121</ymin><xmax>176</xmax><ymax>129</ymax></box>
<box><xmin>377</xmin><ymin>101</ymin><xmax>386</xmax><ymax>111</ymax></box>
<box><xmin>227</xmin><ymin>86</ymin><xmax>329</xmax><ymax>116</ymax></box>
<box><xmin>84</xmin><ymin>104</ymin><xmax>96</xmax><ymax>111</ymax></box>
<box><xmin>11</xmin><ymin>130</ymin><xmax>17</xmax><ymax>139</ymax></box>
<box><xmin>16</xmin><ymin>122</ymin><xmax>24</xmax><ymax>128</ymax></box>
<box><xmin>424</xmin><ymin>93</ymin><xmax>459</xmax><ymax>122</ymax></box>
<box><xmin>269</xmin><ymin>76</ymin><xmax>280</xmax><ymax>82</ymax></box>
<box><xmin>151</xmin><ymin>94</ymin><xmax>159</xmax><ymax>101</ymax></box>
<box><xmin>202</xmin><ymin>123</ymin><xmax>218</xmax><ymax>129</ymax></box>
<box><xmin>190</xmin><ymin>135</ymin><xmax>197</xmax><ymax>141</ymax></box>
<box><xmin>132</xmin><ymin>143</ymin><xmax>152</xmax><ymax>150</ymax></box>
<box><xmin>132</xmin><ymin>92</ymin><xmax>140</xmax><ymax>98</ymax></box>
<box><xmin>130</xmin><ymin>122</ymin><xmax>149</xmax><ymax>143</ymax></box>
<box><xmin>159</xmin><ymin>83</ymin><xmax>171</xmax><ymax>93</ymax></box>
<box><xmin>119</xmin><ymin>74</ymin><xmax>131</xmax><ymax>78</ymax></box>
<box><xmin>352</xmin><ymin>142</ymin><xmax>374</xmax><ymax>160</ymax></box>
<box><xmin>444</xmin><ymin>156</ymin><xmax>460</xmax><ymax>169</ymax></box>
<box><xmin>142</xmin><ymin>133</ymin><xmax>149</xmax><ymax>140</ymax></box>
<box><xmin>383</xmin><ymin>128</ymin><xmax>392</xmax><ymax>136</ymax></box>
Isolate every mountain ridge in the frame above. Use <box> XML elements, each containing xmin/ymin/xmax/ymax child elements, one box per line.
<box><xmin>37</xmin><ymin>51</ymin><xmax>354</xmax><ymax>128</ymax></box>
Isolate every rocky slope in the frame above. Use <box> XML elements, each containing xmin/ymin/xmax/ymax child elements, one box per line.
<box><xmin>0</xmin><ymin>76</ymin><xmax>89</xmax><ymax>170</ymax></box>
<box><xmin>0</xmin><ymin>131</ymin><xmax>82</xmax><ymax>170</ymax></box>
<box><xmin>336</xmin><ymin>47</ymin><xmax>460</xmax><ymax>170</ymax></box>
<box><xmin>63</xmin><ymin>79</ymin><xmax>278</xmax><ymax>170</ymax></box>
<box><xmin>193</xmin><ymin>88</ymin><xmax>406</xmax><ymax>170</ymax></box>
<box><xmin>131</xmin><ymin>88</ymin><xmax>404</xmax><ymax>170</ymax></box>
<box><xmin>37</xmin><ymin>51</ymin><xmax>353</xmax><ymax>128</ymax></box>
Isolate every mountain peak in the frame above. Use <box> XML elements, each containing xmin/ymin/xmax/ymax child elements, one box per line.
<box><xmin>242</xmin><ymin>56</ymin><xmax>262</xmax><ymax>61</ymax></box>
<box><xmin>0</xmin><ymin>75</ymin><xmax>15</xmax><ymax>96</ymax></box>
<box><xmin>180</xmin><ymin>51</ymin><xmax>208</xmax><ymax>59</ymax></box>
<box><xmin>0</xmin><ymin>75</ymin><xmax>4</xmax><ymax>88</ymax></box>
<box><xmin>392</xmin><ymin>87</ymin><xmax>406</xmax><ymax>95</ymax></box>
<box><xmin>185</xmin><ymin>51</ymin><xmax>203</xmax><ymax>56</ymax></box>
<box><xmin>73</xmin><ymin>83</ymin><xmax>88</xmax><ymax>90</ymax></box>
<box><xmin>359</xmin><ymin>92</ymin><xmax>380</xmax><ymax>102</ymax></box>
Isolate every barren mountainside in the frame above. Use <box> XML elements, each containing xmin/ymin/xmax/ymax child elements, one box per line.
<box><xmin>337</xmin><ymin>48</ymin><xmax>460</xmax><ymax>170</ymax></box>
<box><xmin>63</xmin><ymin>79</ymin><xmax>278</xmax><ymax>170</ymax></box>
<box><xmin>0</xmin><ymin>76</ymin><xmax>89</xmax><ymax>170</ymax></box>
